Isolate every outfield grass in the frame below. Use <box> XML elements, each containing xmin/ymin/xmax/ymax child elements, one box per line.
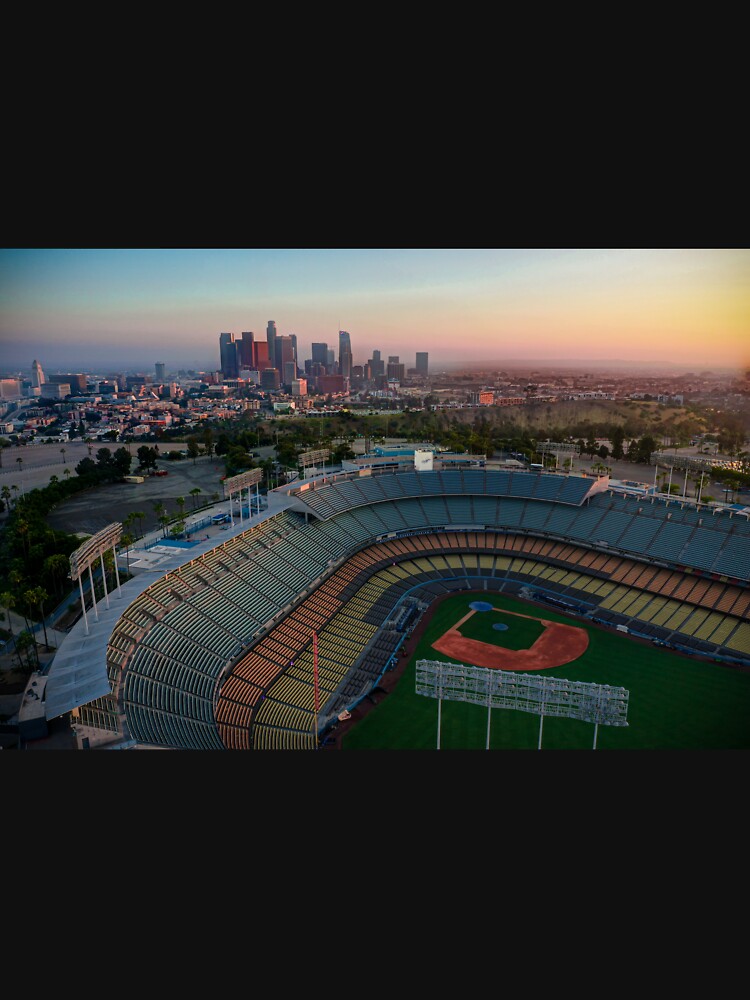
<box><xmin>342</xmin><ymin>592</ymin><xmax>750</xmax><ymax>750</ymax></box>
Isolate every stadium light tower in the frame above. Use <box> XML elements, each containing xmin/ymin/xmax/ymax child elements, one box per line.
<box><xmin>416</xmin><ymin>660</ymin><xmax>629</xmax><ymax>750</ymax></box>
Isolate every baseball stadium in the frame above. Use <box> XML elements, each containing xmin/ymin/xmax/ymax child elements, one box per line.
<box><xmin>23</xmin><ymin>459</ymin><xmax>750</xmax><ymax>749</ymax></box>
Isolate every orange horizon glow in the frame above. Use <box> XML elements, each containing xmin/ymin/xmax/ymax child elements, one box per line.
<box><xmin>1</xmin><ymin>248</ymin><xmax>748</xmax><ymax>371</ymax></box>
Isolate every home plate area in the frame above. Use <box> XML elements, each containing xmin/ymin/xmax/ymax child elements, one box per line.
<box><xmin>431</xmin><ymin>601</ymin><xmax>589</xmax><ymax>671</ymax></box>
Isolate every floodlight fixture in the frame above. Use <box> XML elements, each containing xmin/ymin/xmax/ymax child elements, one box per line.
<box><xmin>416</xmin><ymin>660</ymin><xmax>629</xmax><ymax>749</ymax></box>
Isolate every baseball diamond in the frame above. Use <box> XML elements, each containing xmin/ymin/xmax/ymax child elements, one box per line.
<box><xmin>431</xmin><ymin>606</ymin><xmax>590</xmax><ymax>670</ymax></box>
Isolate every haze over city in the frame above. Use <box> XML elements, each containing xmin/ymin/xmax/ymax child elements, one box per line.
<box><xmin>1</xmin><ymin>248</ymin><xmax>748</xmax><ymax>374</ymax></box>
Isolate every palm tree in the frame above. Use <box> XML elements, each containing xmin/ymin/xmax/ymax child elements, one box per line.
<box><xmin>25</xmin><ymin>586</ymin><xmax>49</xmax><ymax>649</ymax></box>
<box><xmin>42</xmin><ymin>553</ymin><xmax>70</xmax><ymax>600</ymax></box>
<box><xmin>16</xmin><ymin>518</ymin><xmax>30</xmax><ymax>561</ymax></box>
<box><xmin>101</xmin><ymin>549</ymin><xmax>115</xmax><ymax>594</ymax></box>
<box><xmin>0</xmin><ymin>591</ymin><xmax>17</xmax><ymax>642</ymax></box>
<box><xmin>63</xmin><ymin>467</ymin><xmax>71</xmax><ymax>481</ymax></box>
<box><xmin>60</xmin><ymin>446</ymin><xmax>66</xmax><ymax>464</ymax></box>
<box><xmin>8</xmin><ymin>571</ymin><xmax>30</xmax><ymax>634</ymax></box>
<box><xmin>189</xmin><ymin>487</ymin><xmax>202</xmax><ymax>509</ymax></box>
<box><xmin>120</xmin><ymin>532</ymin><xmax>135</xmax><ymax>573</ymax></box>
<box><xmin>15</xmin><ymin>630</ymin><xmax>39</xmax><ymax>672</ymax></box>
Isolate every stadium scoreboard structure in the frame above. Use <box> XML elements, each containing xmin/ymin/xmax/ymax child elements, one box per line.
<box><xmin>223</xmin><ymin>468</ymin><xmax>263</xmax><ymax>497</ymax></box>
<box><xmin>299</xmin><ymin>448</ymin><xmax>330</xmax><ymax>475</ymax></box>
<box><xmin>69</xmin><ymin>522</ymin><xmax>123</xmax><ymax>635</ymax></box>
<box><xmin>416</xmin><ymin>660</ymin><xmax>629</xmax><ymax>749</ymax></box>
<box><xmin>223</xmin><ymin>469</ymin><xmax>263</xmax><ymax>524</ymax></box>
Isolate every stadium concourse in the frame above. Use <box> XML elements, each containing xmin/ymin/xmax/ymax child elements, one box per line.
<box><xmin>16</xmin><ymin>461</ymin><xmax>750</xmax><ymax>750</ymax></box>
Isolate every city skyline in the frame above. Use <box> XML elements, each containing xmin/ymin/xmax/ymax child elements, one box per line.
<box><xmin>1</xmin><ymin>248</ymin><xmax>748</xmax><ymax>373</ymax></box>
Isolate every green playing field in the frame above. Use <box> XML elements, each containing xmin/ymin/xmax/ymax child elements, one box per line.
<box><xmin>342</xmin><ymin>592</ymin><xmax>750</xmax><ymax>750</ymax></box>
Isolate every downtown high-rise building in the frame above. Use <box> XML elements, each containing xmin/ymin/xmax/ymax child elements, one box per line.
<box><xmin>339</xmin><ymin>331</ymin><xmax>353</xmax><ymax>379</ymax></box>
<box><xmin>239</xmin><ymin>332</ymin><xmax>255</xmax><ymax>369</ymax></box>
<box><xmin>219</xmin><ymin>332</ymin><xmax>239</xmax><ymax>378</ymax></box>
<box><xmin>255</xmin><ymin>341</ymin><xmax>270</xmax><ymax>370</ymax></box>
<box><xmin>155</xmin><ymin>362</ymin><xmax>166</xmax><ymax>381</ymax></box>
<box><xmin>387</xmin><ymin>358</ymin><xmax>405</xmax><ymax>382</ymax></box>
<box><xmin>260</xmin><ymin>367</ymin><xmax>280</xmax><ymax>391</ymax></box>
<box><xmin>276</xmin><ymin>335</ymin><xmax>296</xmax><ymax>377</ymax></box>
<box><xmin>416</xmin><ymin>352</ymin><xmax>428</xmax><ymax>376</ymax></box>
<box><xmin>311</xmin><ymin>342</ymin><xmax>329</xmax><ymax>367</ymax></box>
<box><xmin>370</xmin><ymin>350</ymin><xmax>384</xmax><ymax>378</ymax></box>
<box><xmin>267</xmin><ymin>321</ymin><xmax>278</xmax><ymax>370</ymax></box>
<box><xmin>31</xmin><ymin>359</ymin><xmax>46</xmax><ymax>388</ymax></box>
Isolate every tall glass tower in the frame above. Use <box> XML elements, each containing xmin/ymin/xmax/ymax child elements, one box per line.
<box><xmin>339</xmin><ymin>330</ymin><xmax>353</xmax><ymax>379</ymax></box>
<box><xmin>219</xmin><ymin>332</ymin><xmax>238</xmax><ymax>378</ymax></box>
<box><xmin>312</xmin><ymin>342</ymin><xmax>328</xmax><ymax>366</ymax></box>
<box><xmin>267</xmin><ymin>321</ymin><xmax>278</xmax><ymax>371</ymax></box>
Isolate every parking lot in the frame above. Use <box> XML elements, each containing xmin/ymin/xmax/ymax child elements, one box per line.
<box><xmin>44</xmin><ymin>453</ymin><xmax>230</xmax><ymax>537</ymax></box>
<box><xmin>0</xmin><ymin>441</ymin><xmax>230</xmax><ymax>537</ymax></box>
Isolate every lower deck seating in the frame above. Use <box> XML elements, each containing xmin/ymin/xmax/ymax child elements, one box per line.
<box><xmin>112</xmin><ymin>480</ymin><xmax>750</xmax><ymax>749</ymax></box>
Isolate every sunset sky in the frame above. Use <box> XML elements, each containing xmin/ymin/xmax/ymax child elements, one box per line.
<box><xmin>1</xmin><ymin>248</ymin><xmax>748</xmax><ymax>373</ymax></box>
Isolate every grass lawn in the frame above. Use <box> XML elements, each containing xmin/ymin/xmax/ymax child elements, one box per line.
<box><xmin>342</xmin><ymin>592</ymin><xmax>750</xmax><ymax>750</ymax></box>
<box><xmin>456</xmin><ymin>603</ymin><xmax>545</xmax><ymax>651</ymax></box>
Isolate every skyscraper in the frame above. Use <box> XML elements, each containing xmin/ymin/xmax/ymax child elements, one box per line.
<box><xmin>339</xmin><ymin>330</ymin><xmax>352</xmax><ymax>379</ymax></box>
<box><xmin>155</xmin><ymin>362</ymin><xmax>166</xmax><ymax>381</ymax></box>
<box><xmin>31</xmin><ymin>359</ymin><xmax>45</xmax><ymax>388</ymax></box>
<box><xmin>267</xmin><ymin>321</ymin><xmax>278</xmax><ymax>371</ymax></box>
<box><xmin>219</xmin><ymin>332</ymin><xmax>238</xmax><ymax>378</ymax></box>
<box><xmin>387</xmin><ymin>359</ymin><xmax>405</xmax><ymax>381</ymax></box>
<box><xmin>255</xmin><ymin>341</ymin><xmax>270</xmax><ymax>370</ymax></box>
<box><xmin>312</xmin><ymin>343</ymin><xmax>328</xmax><ymax>367</ymax></box>
<box><xmin>277</xmin><ymin>336</ymin><xmax>296</xmax><ymax>381</ymax></box>
<box><xmin>240</xmin><ymin>332</ymin><xmax>255</xmax><ymax>369</ymax></box>
<box><xmin>416</xmin><ymin>352</ymin><xmax>429</xmax><ymax>376</ymax></box>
